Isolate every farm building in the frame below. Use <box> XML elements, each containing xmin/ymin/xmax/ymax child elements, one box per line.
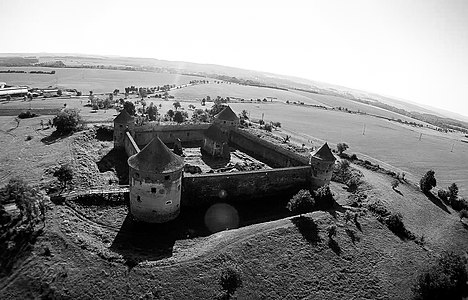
<box><xmin>213</xmin><ymin>106</ymin><xmax>239</xmax><ymax>129</ymax></box>
<box><xmin>201</xmin><ymin>124</ymin><xmax>230</xmax><ymax>159</ymax></box>
<box><xmin>0</xmin><ymin>82</ymin><xmax>28</xmax><ymax>98</ymax></box>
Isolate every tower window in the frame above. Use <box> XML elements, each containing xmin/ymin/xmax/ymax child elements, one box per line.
<box><xmin>120</xmin><ymin>125</ymin><xmax>123</xmax><ymax>128</ymax></box>
<box><xmin>137</xmin><ymin>195</ymin><xmax>141</xmax><ymax>202</ymax></box>
<box><xmin>165</xmin><ymin>200</ymin><xmax>172</xmax><ymax>205</ymax></box>
<box><xmin>151</xmin><ymin>187</ymin><xmax>156</xmax><ymax>193</ymax></box>
<box><xmin>187</xmin><ymin>132</ymin><xmax>190</xmax><ymax>136</ymax></box>
<box><xmin>164</xmin><ymin>175</ymin><xmax>170</xmax><ymax>180</ymax></box>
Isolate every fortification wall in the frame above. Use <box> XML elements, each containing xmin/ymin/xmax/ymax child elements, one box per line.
<box><xmin>229</xmin><ymin>129</ymin><xmax>309</xmax><ymax>168</ymax></box>
<box><xmin>181</xmin><ymin>166</ymin><xmax>311</xmax><ymax>207</ymax></box>
<box><xmin>132</xmin><ymin>123</ymin><xmax>210</xmax><ymax>147</ymax></box>
<box><xmin>124</xmin><ymin>131</ymin><xmax>140</xmax><ymax>157</ymax></box>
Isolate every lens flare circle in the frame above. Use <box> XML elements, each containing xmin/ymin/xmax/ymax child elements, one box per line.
<box><xmin>204</xmin><ymin>203</ymin><xmax>239</xmax><ymax>233</ymax></box>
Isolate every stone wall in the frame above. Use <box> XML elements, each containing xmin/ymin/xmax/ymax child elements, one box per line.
<box><xmin>229</xmin><ymin>129</ymin><xmax>309</xmax><ymax>168</ymax></box>
<box><xmin>132</xmin><ymin>123</ymin><xmax>210</xmax><ymax>147</ymax></box>
<box><xmin>181</xmin><ymin>166</ymin><xmax>311</xmax><ymax>207</ymax></box>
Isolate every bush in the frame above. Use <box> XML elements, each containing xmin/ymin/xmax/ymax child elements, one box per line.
<box><xmin>448</xmin><ymin>183</ymin><xmax>459</xmax><ymax>201</ymax></box>
<box><xmin>271</xmin><ymin>121</ymin><xmax>281</xmax><ymax>128</ymax></box>
<box><xmin>314</xmin><ymin>185</ymin><xmax>333</xmax><ymax>207</ymax></box>
<box><xmin>346</xmin><ymin>175</ymin><xmax>362</xmax><ymax>192</ymax></box>
<box><xmin>0</xmin><ymin>178</ymin><xmax>39</xmax><ymax>220</ymax></box>
<box><xmin>391</xmin><ymin>179</ymin><xmax>399</xmax><ymax>189</ymax></box>
<box><xmin>414</xmin><ymin>252</ymin><xmax>468</xmax><ymax>300</ymax></box>
<box><xmin>420</xmin><ymin>170</ymin><xmax>436</xmax><ymax>193</ymax></box>
<box><xmin>459</xmin><ymin>209</ymin><xmax>468</xmax><ymax>220</ymax></box>
<box><xmin>286</xmin><ymin>189</ymin><xmax>315</xmax><ymax>215</ymax></box>
<box><xmin>258</xmin><ymin>119</ymin><xmax>265</xmax><ymax>125</ymax></box>
<box><xmin>451</xmin><ymin>197</ymin><xmax>468</xmax><ymax>211</ymax></box>
<box><xmin>53</xmin><ymin>164</ymin><xmax>73</xmax><ymax>188</ymax></box>
<box><xmin>173</xmin><ymin>111</ymin><xmax>185</xmax><ymax>123</ymax></box>
<box><xmin>350</xmin><ymin>153</ymin><xmax>357</xmax><ymax>160</ymax></box>
<box><xmin>264</xmin><ymin>123</ymin><xmax>272</xmax><ymax>132</ymax></box>
<box><xmin>219</xmin><ymin>265</ymin><xmax>242</xmax><ymax>296</ymax></box>
<box><xmin>18</xmin><ymin>111</ymin><xmax>37</xmax><ymax>119</ymax></box>
<box><xmin>327</xmin><ymin>224</ymin><xmax>337</xmax><ymax>239</ymax></box>
<box><xmin>53</xmin><ymin>109</ymin><xmax>82</xmax><ymax>135</ymax></box>
<box><xmin>385</xmin><ymin>213</ymin><xmax>411</xmax><ymax>238</ymax></box>
<box><xmin>336</xmin><ymin>143</ymin><xmax>349</xmax><ymax>155</ymax></box>
<box><xmin>438</xmin><ymin>189</ymin><xmax>450</xmax><ymax>202</ymax></box>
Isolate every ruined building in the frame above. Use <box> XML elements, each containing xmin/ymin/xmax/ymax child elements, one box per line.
<box><xmin>114</xmin><ymin>106</ymin><xmax>335</xmax><ymax>223</ymax></box>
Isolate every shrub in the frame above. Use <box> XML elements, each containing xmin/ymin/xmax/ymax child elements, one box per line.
<box><xmin>438</xmin><ymin>189</ymin><xmax>450</xmax><ymax>202</ymax></box>
<box><xmin>314</xmin><ymin>185</ymin><xmax>333</xmax><ymax>207</ymax></box>
<box><xmin>271</xmin><ymin>121</ymin><xmax>281</xmax><ymax>128</ymax></box>
<box><xmin>350</xmin><ymin>153</ymin><xmax>357</xmax><ymax>160</ymax></box>
<box><xmin>264</xmin><ymin>123</ymin><xmax>272</xmax><ymax>132</ymax></box>
<box><xmin>346</xmin><ymin>175</ymin><xmax>361</xmax><ymax>192</ymax></box>
<box><xmin>53</xmin><ymin>164</ymin><xmax>73</xmax><ymax>188</ymax></box>
<box><xmin>173</xmin><ymin>111</ymin><xmax>185</xmax><ymax>123</ymax></box>
<box><xmin>327</xmin><ymin>224</ymin><xmax>337</xmax><ymax>239</ymax></box>
<box><xmin>451</xmin><ymin>197</ymin><xmax>468</xmax><ymax>211</ymax></box>
<box><xmin>219</xmin><ymin>265</ymin><xmax>242</xmax><ymax>296</ymax></box>
<box><xmin>385</xmin><ymin>213</ymin><xmax>411</xmax><ymax>238</ymax></box>
<box><xmin>391</xmin><ymin>179</ymin><xmax>399</xmax><ymax>189</ymax></box>
<box><xmin>414</xmin><ymin>252</ymin><xmax>468</xmax><ymax>300</ymax></box>
<box><xmin>286</xmin><ymin>189</ymin><xmax>315</xmax><ymax>215</ymax></box>
<box><xmin>0</xmin><ymin>177</ymin><xmax>38</xmax><ymax>219</ymax></box>
<box><xmin>336</xmin><ymin>143</ymin><xmax>349</xmax><ymax>155</ymax></box>
<box><xmin>459</xmin><ymin>209</ymin><xmax>468</xmax><ymax>220</ymax></box>
<box><xmin>448</xmin><ymin>183</ymin><xmax>459</xmax><ymax>201</ymax></box>
<box><xmin>258</xmin><ymin>119</ymin><xmax>265</xmax><ymax>125</ymax></box>
<box><xmin>420</xmin><ymin>170</ymin><xmax>436</xmax><ymax>193</ymax></box>
<box><xmin>18</xmin><ymin>111</ymin><xmax>37</xmax><ymax>119</ymax></box>
<box><xmin>52</xmin><ymin>109</ymin><xmax>82</xmax><ymax>135</ymax></box>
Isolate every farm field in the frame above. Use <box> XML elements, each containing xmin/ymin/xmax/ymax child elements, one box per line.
<box><xmin>290</xmin><ymin>89</ymin><xmax>429</xmax><ymax>124</ymax></box>
<box><xmin>228</xmin><ymin>102</ymin><xmax>468</xmax><ymax>196</ymax></box>
<box><xmin>169</xmin><ymin>82</ymin><xmax>325</xmax><ymax>106</ymax></box>
<box><xmin>0</xmin><ymin>67</ymin><xmax>209</xmax><ymax>94</ymax></box>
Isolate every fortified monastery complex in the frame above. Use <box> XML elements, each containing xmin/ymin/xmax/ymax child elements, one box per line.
<box><xmin>113</xmin><ymin>106</ymin><xmax>336</xmax><ymax>223</ymax></box>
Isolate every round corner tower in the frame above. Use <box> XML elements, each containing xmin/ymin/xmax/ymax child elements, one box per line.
<box><xmin>127</xmin><ymin>137</ymin><xmax>184</xmax><ymax>223</ymax></box>
<box><xmin>309</xmin><ymin>143</ymin><xmax>336</xmax><ymax>189</ymax></box>
<box><xmin>113</xmin><ymin>110</ymin><xmax>135</xmax><ymax>148</ymax></box>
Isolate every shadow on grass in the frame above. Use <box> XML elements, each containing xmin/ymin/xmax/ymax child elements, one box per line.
<box><xmin>328</xmin><ymin>238</ymin><xmax>341</xmax><ymax>255</ymax></box>
<box><xmin>41</xmin><ymin>131</ymin><xmax>72</xmax><ymax>145</ymax></box>
<box><xmin>393</xmin><ymin>188</ymin><xmax>403</xmax><ymax>196</ymax></box>
<box><xmin>290</xmin><ymin>216</ymin><xmax>321</xmax><ymax>245</ymax></box>
<box><xmin>424</xmin><ymin>191</ymin><xmax>450</xmax><ymax>214</ymax></box>
<box><xmin>97</xmin><ymin>148</ymin><xmax>129</xmax><ymax>185</ymax></box>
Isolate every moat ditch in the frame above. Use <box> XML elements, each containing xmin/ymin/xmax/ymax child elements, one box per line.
<box><xmin>68</xmin><ymin>188</ymin><xmax>330</xmax><ymax>263</ymax></box>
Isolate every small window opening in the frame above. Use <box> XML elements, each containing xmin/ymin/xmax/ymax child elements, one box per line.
<box><xmin>187</xmin><ymin>132</ymin><xmax>190</xmax><ymax>136</ymax></box>
<box><xmin>151</xmin><ymin>187</ymin><xmax>156</xmax><ymax>193</ymax></box>
<box><xmin>165</xmin><ymin>200</ymin><xmax>172</xmax><ymax>205</ymax></box>
<box><xmin>137</xmin><ymin>195</ymin><xmax>141</xmax><ymax>202</ymax></box>
<box><xmin>120</xmin><ymin>124</ymin><xmax>123</xmax><ymax>128</ymax></box>
<box><xmin>164</xmin><ymin>175</ymin><xmax>170</xmax><ymax>180</ymax></box>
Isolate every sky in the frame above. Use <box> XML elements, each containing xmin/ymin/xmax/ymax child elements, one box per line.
<box><xmin>1</xmin><ymin>0</ymin><xmax>467</xmax><ymax>117</ymax></box>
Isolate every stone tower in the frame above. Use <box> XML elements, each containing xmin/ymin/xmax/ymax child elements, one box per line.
<box><xmin>127</xmin><ymin>137</ymin><xmax>184</xmax><ymax>223</ymax></box>
<box><xmin>213</xmin><ymin>106</ymin><xmax>239</xmax><ymax>131</ymax></box>
<box><xmin>309</xmin><ymin>143</ymin><xmax>336</xmax><ymax>188</ymax></box>
<box><xmin>113</xmin><ymin>110</ymin><xmax>135</xmax><ymax>148</ymax></box>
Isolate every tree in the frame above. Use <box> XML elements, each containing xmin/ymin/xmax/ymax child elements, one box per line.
<box><xmin>167</xmin><ymin>109</ymin><xmax>175</xmax><ymax>120</ymax></box>
<box><xmin>209</xmin><ymin>103</ymin><xmax>225</xmax><ymax>117</ymax></box>
<box><xmin>146</xmin><ymin>103</ymin><xmax>158</xmax><ymax>121</ymax></box>
<box><xmin>57</xmin><ymin>89</ymin><xmax>63</xmax><ymax>97</ymax></box>
<box><xmin>420</xmin><ymin>170</ymin><xmax>436</xmax><ymax>193</ymax></box>
<box><xmin>1</xmin><ymin>177</ymin><xmax>36</xmax><ymax>219</ymax></box>
<box><xmin>286</xmin><ymin>189</ymin><xmax>315</xmax><ymax>215</ymax></box>
<box><xmin>314</xmin><ymin>185</ymin><xmax>334</xmax><ymax>207</ymax></box>
<box><xmin>327</xmin><ymin>225</ymin><xmax>337</xmax><ymax>239</ymax></box>
<box><xmin>240</xmin><ymin>110</ymin><xmax>249</xmax><ymax>120</ymax></box>
<box><xmin>219</xmin><ymin>265</ymin><xmax>242</xmax><ymax>297</ymax></box>
<box><xmin>336</xmin><ymin>143</ymin><xmax>349</xmax><ymax>155</ymax></box>
<box><xmin>448</xmin><ymin>183</ymin><xmax>459</xmax><ymax>201</ymax></box>
<box><xmin>173</xmin><ymin>101</ymin><xmax>181</xmax><ymax>110</ymax></box>
<box><xmin>53</xmin><ymin>108</ymin><xmax>82</xmax><ymax>135</ymax></box>
<box><xmin>54</xmin><ymin>164</ymin><xmax>73</xmax><ymax>188</ymax></box>
<box><xmin>191</xmin><ymin>109</ymin><xmax>209</xmax><ymax>123</ymax></box>
<box><xmin>123</xmin><ymin>101</ymin><xmax>136</xmax><ymax>116</ymax></box>
<box><xmin>173</xmin><ymin>111</ymin><xmax>184</xmax><ymax>123</ymax></box>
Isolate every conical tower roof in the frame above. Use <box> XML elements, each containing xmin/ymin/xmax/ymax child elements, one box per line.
<box><xmin>214</xmin><ymin>106</ymin><xmax>238</xmax><ymax>121</ymax></box>
<box><xmin>114</xmin><ymin>110</ymin><xmax>134</xmax><ymax>123</ymax></box>
<box><xmin>128</xmin><ymin>137</ymin><xmax>184</xmax><ymax>173</ymax></box>
<box><xmin>312</xmin><ymin>143</ymin><xmax>336</xmax><ymax>161</ymax></box>
<box><xmin>204</xmin><ymin>124</ymin><xmax>228</xmax><ymax>142</ymax></box>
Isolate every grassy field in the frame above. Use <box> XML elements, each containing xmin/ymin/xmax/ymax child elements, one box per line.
<box><xmin>0</xmin><ymin>67</ymin><xmax>209</xmax><ymax>94</ymax></box>
<box><xmin>228</xmin><ymin>102</ymin><xmax>468</xmax><ymax>196</ymax></box>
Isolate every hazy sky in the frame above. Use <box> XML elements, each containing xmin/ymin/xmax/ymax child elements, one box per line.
<box><xmin>1</xmin><ymin>0</ymin><xmax>467</xmax><ymax>117</ymax></box>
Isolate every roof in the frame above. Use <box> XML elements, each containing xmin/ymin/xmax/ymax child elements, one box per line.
<box><xmin>114</xmin><ymin>110</ymin><xmax>134</xmax><ymax>123</ymax></box>
<box><xmin>312</xmin><ymin>143</ymin><xmax>336</xmax><ymax>162</ymax></box>
<box><xmin>128</xmin><ymin>137</ymin><xmax>184</xmax><ymax>173</ymax></box>
<box><xmin>214</xmin><ymin>106</ymin><xmax>238</xmax><ymax>121</ymax></box>
<box><xmin>204</xmin><ymin>124</ymin><xmax>228</xmax><ymax>143</ymax></box>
